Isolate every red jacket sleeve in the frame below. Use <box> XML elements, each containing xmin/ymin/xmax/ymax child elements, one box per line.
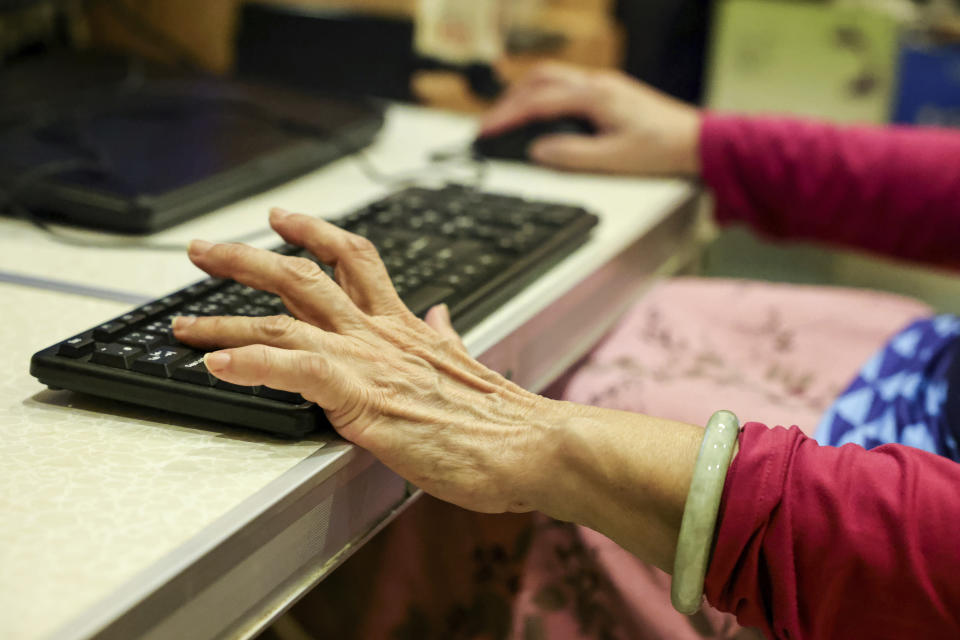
<box><xmin>699</xmin><ymin>115</ymin><xmax>960</xmax><ymax>269</ymax></box>
<box><xmin>704</xmin><ymin>422</ymin><xmax>960</xmax><ymax>639</ymax></box>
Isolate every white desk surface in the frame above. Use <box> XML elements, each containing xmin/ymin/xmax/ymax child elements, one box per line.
<box><xmin>0</xmin><ymin>104</ymin><xmax>699</xmax><ymax>640</ymax></box>
<box><xmin>0</xmin><ymin>287</ymin><xmax>326</xmax><ymax>640</ymax></box>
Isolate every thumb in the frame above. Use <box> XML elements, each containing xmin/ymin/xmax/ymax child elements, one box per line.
<box><xmin>528</xmin><ymin>134</ymin><xmax>622</xmax><ymax>172</ymax></box>
<box><xmin>424</xmin><ymin>304</ymin><xmax>464</xmax><ymax>347</ymax></box>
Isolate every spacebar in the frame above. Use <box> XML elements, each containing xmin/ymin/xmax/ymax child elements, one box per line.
<box><xmin>403</xmin><ymin>285</ymin><xmax>456</xmax><ymax>316</ymax></box>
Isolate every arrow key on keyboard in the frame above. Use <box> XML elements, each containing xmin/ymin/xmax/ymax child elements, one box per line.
<box><xmin>92</xmin><ymin>343</ymin><xmax>143</xmax><ymax>369</ymax></box>
<box><xmin>132</xmin><ymin>347</ymin><xmax>193</xmax><ymax>377</ymax></box>
<box><xmin>120</xmin><ymin>331</ymin><xmax>163</xmax><ymax>351</ymax></box>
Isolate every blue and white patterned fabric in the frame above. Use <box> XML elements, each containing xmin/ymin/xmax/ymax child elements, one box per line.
<box><xmin>814</xmin><ymin>315</ymin><xmax>960</xmax><ymax>461</ymax></box>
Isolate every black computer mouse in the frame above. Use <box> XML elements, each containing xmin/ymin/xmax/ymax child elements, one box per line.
<box><xmin>472</xmin><ymin>117</ymin><xmax>597</xmax><ymax>162</ymax></box>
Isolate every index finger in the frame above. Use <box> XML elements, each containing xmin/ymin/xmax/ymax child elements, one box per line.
<box><xmin>188</xmin><ymin>240</ymin><xmax>363</xmax><ymax>332</ymax></box>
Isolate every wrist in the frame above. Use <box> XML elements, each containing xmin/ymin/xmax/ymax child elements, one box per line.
<box><xmin>669</xmin><ymin>107</ymin><xmax>703</xmax><ymax>176</ymax></box>
<box><xmin>519</xmin><ymin>401</ymin><xmax>705</xmax><ymax>572</ymax></box>
<box><xmin>514</xmin><ymin>399</ymin><xmax>604</xmax><ymax>523</ymax></box>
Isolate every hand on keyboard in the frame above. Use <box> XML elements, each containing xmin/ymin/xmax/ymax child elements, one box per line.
<box><xmin>174</xmin><ymin>207</ymin><xmax>554</xmax><ymax>514</ymax></box>
<box><xmin>33</xmin><ymin>185</ymin><xmax>598</xmax><ymax>437</ymax></box>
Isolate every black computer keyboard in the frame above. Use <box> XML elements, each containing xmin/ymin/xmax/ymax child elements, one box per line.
<box><xmin>30</xmin><ymin>185</ymin><xmax>599</xmax><ymax>437</ymax></box>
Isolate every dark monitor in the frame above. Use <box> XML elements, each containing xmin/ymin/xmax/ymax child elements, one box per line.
<box><xmin>0</xmin><ymin>52</ymin><xmax>385</xmax><ymax>233</ymax></box>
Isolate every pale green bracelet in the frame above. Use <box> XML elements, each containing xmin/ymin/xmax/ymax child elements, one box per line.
<box><xmin>671</xmin><ymin>409</ymin><xmax>740</xmax><ymax>615</ymax></box>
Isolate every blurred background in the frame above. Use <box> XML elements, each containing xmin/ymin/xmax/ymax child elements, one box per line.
<box><xmin>4</xmin><ymin>1</ymin><xmax>960</xmax><ymax>637</ymax></box>
<box><xmin>3</xmin><ymin>0</ymin><xmax>960</xmax><ymax>304</ymax></box>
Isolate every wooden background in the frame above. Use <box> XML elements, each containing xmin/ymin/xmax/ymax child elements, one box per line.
<box><xmin>83</xmin><ymin>0</ymin><xmax>622</xmax><ymax>111</ymax></box>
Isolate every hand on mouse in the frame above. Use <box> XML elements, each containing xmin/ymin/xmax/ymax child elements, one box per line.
<box><xmin>173</xmin><ymin>208</ymin><xmax>570</xmax><ymax>514</ymax></box>
<box><xmin>481</xmin><ymin>62</ymin><xmax>702</xmax><ymax>176</ymax></box>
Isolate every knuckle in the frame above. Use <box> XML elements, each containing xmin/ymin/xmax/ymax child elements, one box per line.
<box><xmin>437</xmin><ymin>334</ymin><xmax>465</xmax><ymax>353</ymax></box>
<box><xmin>282</xmin><ymin>256</ymin><xmax>322</xmax><ymax>282</ymax></box>
<box><xmin>203</xmin><ymin>315</ymin><xmax>227</xmax><ymax>333</ymax></box>
<box><xmin>358</xmin><ymin>383</ymin><xmax>384</xmax><ymax>414</ymax></box>
<box><xmin>260</xmin><ymin>314</ymin><xmax>297</xmax><ymax>339</ymax></box>
<box><xmin>249</xmin><ymin>344</ymin><xmax>276</xmax><ymax>381</ymax></box>
<box><xmin>344</xmin><ymin>233</ymin><xmax>377</xmax><ymax>255</ymax></box>
<box><xmin>300</xmin><ymin>354</ymin><xmax>329</xmax><ymax>382</ymax></box>
<box><xmin>215</xmin><ymin>242</ymin><xmax>247</xmax><ymax>267</ymax></box>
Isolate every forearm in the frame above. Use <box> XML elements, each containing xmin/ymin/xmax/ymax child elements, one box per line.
<box><xmin>526</xmin><ymin>400</ymin><xmax>708</xmax><ymax>572</ymax></box>
<box><xmin>700</xmin><ymin>115</ymin><xmax>960</xmax><ymax>268</ymax></box>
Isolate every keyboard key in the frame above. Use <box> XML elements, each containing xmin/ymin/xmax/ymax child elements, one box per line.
<box><xmin>119</xmin><ymin>331</ymin><xmax>163</xmax><ymax>351</ymax></box>
<box><xmin>183</xmin><ymin>278</ymin><xmax>223</xmax><ymax>298</ymax></box>
<box><xmin>249</xmin><ymin>291</ymin><xmax>281</xmax><ymax>306</ymax></box>
<box><xmin>183</xmin><ymin>302</ymin><xmax>226</xmax><ymax>316</ymax></box>
<box><xmin>137</xmin><ymin>303</ymin><xmax>167</xmax><ymax>317</ymax></box>
<box><xmin>142</xmin><ymin>321</ymin><xmax>176</xmax><ymax>344</ymax></box>
<box><xmin>118</xmin><ymin>312</ymin><xmax>146</xmax><ymax>325</ymax></box>
<box><xmin>496</xmin><ymin>237</ymin><xmax>521</xmax><ymax>253</ymax></box>
<box><xmin>183</xmin><ymin>284</ymin><xmax>209</xmax><ymax>297</ymax></box>
<box><xmin>92</xmin><ymin>343</ymin><xmax>143</xmax><ymax>369</ymax></box>
<box><xmin>132</xmin><ymin>347</ymin><xmax>193</xmax><ymax>377</ymax></box>
<box><xmin>158</xmin><ymin>295</ymin><xmax>185</xmax><ymax>307</ymax></box>
<box><xmin>58</xmin><ymin>333</ymin><xmax>95</xmax><ymax>358</ymax></box>
<box><xmin>223</xmin><ymin>283</ymin><xmax>258</xmax><ymax>296</ymax></box>
<box><xmin>234</xmin><ymin>304</ymin><xmax>274</xmax><ymax>317</ymax></box>
<box><xmin>383</xmin><ymin>255</ymin><xmax>406</xmax><ymax>272</ymax></box>
<box><xmin>438</xmin><ymin>274</ymin><xmax>465</xmax><ymax>288</ymax></box>
<box><xmin>171</xmin><ymin>356</ymin><xmax>215</xmax><ymax>386</ymax></box>
<box><xmin>207</xmin><ymin>292</ymin><xmax>243</xmax><ymax>307</ymax></box>
<box><xmin>93</xmin><ymin>322</ymin><xmax>128</xmax><ymax>341</ymax></box>
<box><xmin>477</xmin><ymin>253</ymin><xmax>505</xmax><ymax>269</ymax></box>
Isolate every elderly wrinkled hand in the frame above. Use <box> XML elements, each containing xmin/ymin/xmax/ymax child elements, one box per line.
<box><xmin>173</xmin><ymin>208</ymin><xmax>559</xmax><ymax>514</ymax></box>
<box><xmin>480</xmin><ymin>62</ymin><xmax>702</xmax><ymax>176</ymax></box>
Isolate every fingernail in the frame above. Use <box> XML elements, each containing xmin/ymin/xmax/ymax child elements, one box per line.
<box><xmin>271</xmin><ymin>207</ymin><xmax>292</xmax><ymax>219</ymax></box>
<box><xmin>439</xmin><ymin>303</ymin><xmax>451</xmax><ymax>320</ymax></box>
<box><xmin>188</xmin><ymin>239</ymin><xmax>214</xmax><ymax>256</ymax></box>
<box><xmin>204</xmin><ymin>351</ymin><xmax>231</xmax><ymax>371</ymax></box>
<box><xmin>172</xmin><ymin>315</ymin><xmax>196</xmax><ymax>330</ymax></box>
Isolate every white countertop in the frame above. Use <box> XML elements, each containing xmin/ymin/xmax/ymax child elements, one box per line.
<box><xmin>0</xmin><ymin>286</ymin><xmax>327</xmax><ymax>640</ymax></box>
